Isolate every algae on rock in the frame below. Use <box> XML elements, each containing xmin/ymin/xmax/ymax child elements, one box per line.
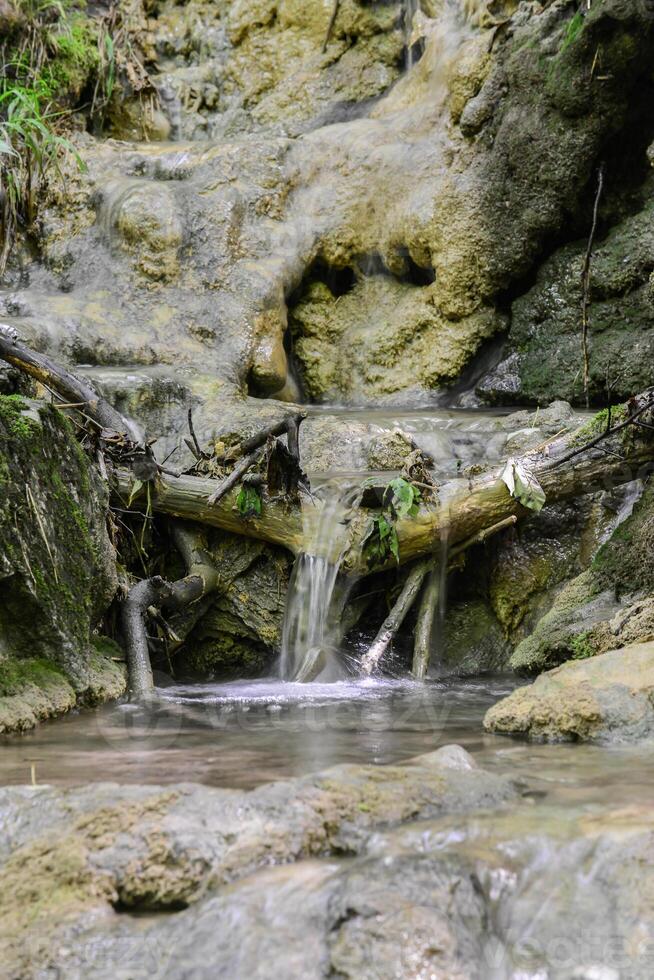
<box><xmin>509</xmin><ymin>483</ymin><xmax>654</xmax><ymax>673</ymax></box>
<box><xmin>0</xmin><ymin>396</ymin><xmax>122</xmax><ymax>732</ymax></box>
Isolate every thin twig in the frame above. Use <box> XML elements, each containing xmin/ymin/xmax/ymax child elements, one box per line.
<box><xmin>545</xmin><ymin>396</ymin><xmax>654</xmax><ymax>470</ymax></box>
<box><xmin>581</xmin><ymin>162</ymin><xmax>605</xmax><ymax>408</ymax></box>
<box><xmin>187</xmin><ymin>406</ymin><xmax>203</xmax><ymax>459</ymax></box>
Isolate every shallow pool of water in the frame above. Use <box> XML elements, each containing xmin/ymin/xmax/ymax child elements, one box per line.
<box><xmin>3</xmin><ymin>676</ymin><xmax>654</xmax><ymax>813</ymax></box>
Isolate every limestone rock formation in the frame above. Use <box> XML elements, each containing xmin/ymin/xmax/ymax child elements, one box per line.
<box><xmin>0</xmin><ymin>746</ymin><xmax>516</xmax><ymax>976</ymax></box>
<box><xmin>3</xmin><ymin>0</ymin><xmax>652</xmax><ymax>447</ymax></box>
<box><xmin>3</xmin><ymin>745</ymin><xmax>654</xmax><ymax>977</ymax></box>
<box><xmin>509</xmin><ymin>481</ymin><xmax>654</xmax><ymax>672</ymax></box>
<box><xmin>478</xmin><ymin>168</ymin><xmax>654</xmax><ymax>406</ymax></box>
<box><xmin>484</xmin><ymin>640</ymin><xmax>654</xmax><ymax>741</ymax></box>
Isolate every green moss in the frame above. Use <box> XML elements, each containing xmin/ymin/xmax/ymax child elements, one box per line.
<box><xmin>183</xmin><ymin>633</ymin><xmax>268</xmax><ymax>679</ymax></box>
<box><xmin>592</xmin><ymin>485</ymin><xmax>654</xmax><ymax>596</ymax></box>
<box><xmin>0</xmin><ymin>398</ymin><xmax>116</xmax><ymax>685</ymax></box>
<box><xmin>569</xmin><ymin>632</ymin><xmax>595</xmax><ymax>660</ymax></box>
<box><xmin>40</xmin><ymin>17</ymin><xmax>101</xmax><ymax>101</ymax></box>
<box><xmin>569</xmin><ymin>403</ymin><xmax>628</xmax><ymax>446</ymax></box>
<box><xmin>91</xmin><ymin>635</ymin><xmax>124</xmax><ymax>660</ymax></box>
<box><xmin>0</xmin><ymin>657</ymin><xmax>68</xmax><ymax>698</ymax></box>
<box><xmin>0</xmin><ymin>394</ymin><xmax>37</xmax><ymax>439</ymax></box>
<box><xmin>561</xmin><ymin>12</ymin><xmax>585</xmax><ymax>53</ymax></box>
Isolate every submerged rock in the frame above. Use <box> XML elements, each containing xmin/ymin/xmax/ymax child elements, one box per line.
<box><xmin>0</xmin><ymin>397</ymin><xmax>122</xmax><ymax>732</ymax></box>
<box><xmin>484</xmin><ymin>641</ymin><xmax>654</xmax><ymax>742</ymax></box>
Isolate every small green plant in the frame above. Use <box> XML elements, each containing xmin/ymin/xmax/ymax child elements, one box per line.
<box><xmin>0</xmin><ymin>85</ymin><xmax>85</xmax><ymax>262</ymax></box>
<box><xmin>561</xmin><ymin>11</ymin><xmax>584</xmax><ymax>53</ymax></box>
<box><xmin>569</xmin><ymin>632</ymin><xmax>595</xmax><ymax>660</ymax></box>
<box><xmin>0</xmin><ymin>0</ymin><xmax>154</xmax><ymax>274</ymax></box>
<box><xmin>363</xmin><ymin>477</ymin><xmax>422</xmax><ymax>568</ymax></box>
<box><xmin>236</xmin><ymin>483</ymin><xmax>263</xmax><ymax>519</ymax></box>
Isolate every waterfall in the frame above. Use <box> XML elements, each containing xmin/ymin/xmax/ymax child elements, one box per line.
<box><xmin>280</xmin><ymin>482</ymin><xmax>358</xmax><ymax>682</ymax></box>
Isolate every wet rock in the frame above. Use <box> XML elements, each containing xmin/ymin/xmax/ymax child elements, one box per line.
<box><xmin>4</xmin><ymin>757</ymin><xmax>654</xmax><ymax>978</ymax></box>
<box><xmin>484</xmin><ymin>640</ymin><xmax>654</xmax><ymax>742</ymax></box>
<box><xmin>177</xmin><ymin>532</ymin><xmax>292</xmax><ymax>679</ymax></box>
<box><xmin>152</xmin><ymin>0</ymin><xmax>405</xmax><ymax>140</ymax></box>
<box><xmin>0</xmin><ymin>746</ymin><xmax>516</xmax><ymax>976</ymax></box>
<box><xmin>5</xmin><ymin>0</ymin><xmax>651</xmax><ymax>439</ymax></box>
<box><xmin>0</xmin><ymin>397</ymin><xmax>122</xmax><ymax>732</ymax></box>
<box><xmin>477</xmin><ymin>166</ymin><xmax>654</xmax><ymax>407</ymax></box>
<box><xmin>100</xmin><ymin>179</ymin><xmax>184</xmax><ymax>282</ymax></box>
<box><xmin>290</xmin><ymin>275</ymin><xmax>504</xmax><ymax>402</ymax></box>
<box><xmin>440</xmin><ymin>598</ymin><xmax>510</xmax><ymax>675</ymax></box>
<box><xmin>366</xmin><ymin>428</ymin><xmax>419</xmax><ymax>470</ymax></box>
<box><xmin>510</xmin><ymin>483</ymin><xmax>654</xmax><ymax>672</ymax></box>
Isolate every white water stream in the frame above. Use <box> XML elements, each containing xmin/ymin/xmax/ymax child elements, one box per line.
<box><xmin>280</xmin><ymin>481</ymin><xmax>361</xmax><ymax>682</ymax></box>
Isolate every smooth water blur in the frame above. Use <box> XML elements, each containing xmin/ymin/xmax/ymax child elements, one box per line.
<box><xmin>3</xmin><ymin>675</ymin><xmax>654</xmax><ymax>813</ymax></box>
<box><xmin>280</xmin><ymin>482</ymin><xmax>361</xmax><ymax>682</ymax></box>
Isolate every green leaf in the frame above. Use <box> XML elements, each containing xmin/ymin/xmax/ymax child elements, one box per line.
<box><xmin>389</xmin><ymin>525</ymin><xmax>399</xmax><ymax>563</ymax></box>
<box><xmin>384</xmin><ymin>477</ymin><xmax>421</xmax><ymax>519</ymax></box>
<box><xmin>362</xmin><ymin>514</ymin><xmax>400</xmax><ymax>567</ymax></box>
<box><xmin>127</xmin><ymin>479</ymin><xmax>144</xmax><ymax>507</ymax></box>
<box><xmin>501</xmin><ymin>459</ymin><xmax>546</xmax><ymax>512</ymax></box>
<box><xmin>236</xmin><ymin>484</ymin><xmax>262</xmax><ymax>518</ymax></box>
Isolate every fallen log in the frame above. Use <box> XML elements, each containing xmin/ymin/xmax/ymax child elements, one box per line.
<box><xmin>115</xmin><ymin>469</ymin><xmax>306</xmax><ymax>554</ymax></box>
<box><xmin>116</xmin><ymin>390</ymin><xmax>654</xmax><ymax>575</ymax></box>
<box><xmin>3</xmin><ymin>332</ymin><xmax>654</xmax><ymax>577</ymax></box>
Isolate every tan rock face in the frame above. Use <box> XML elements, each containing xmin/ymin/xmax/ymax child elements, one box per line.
<box><xmin>4</xmin><ymin>0</ymin><xmax>653</xmax><ymax>448</ymax></box>
<box><xmin>484</xmin><ymin>641</ymin><xmax>654</xmax><ymax>741</ymax></box>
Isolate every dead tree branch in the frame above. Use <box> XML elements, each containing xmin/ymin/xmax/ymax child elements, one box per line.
<box><xmin>0</xmin><ymin>324</ymin><xmax>141</xmax><ymax>440</ymax></box>
<box><xmin>361</xmin><ymin>560</ymin><xmax>430</xmax><ymax>675</ymax></box>
<box><xmin>121</xmin><ymin>523</ymin><xmax>221</xmax><ymax>697</ymax></box>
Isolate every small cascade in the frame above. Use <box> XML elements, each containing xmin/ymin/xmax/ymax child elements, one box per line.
<box><xmin>280</xmin><ymin>482</ymin><xmax>359</xmax><ymax>682</ymax></box>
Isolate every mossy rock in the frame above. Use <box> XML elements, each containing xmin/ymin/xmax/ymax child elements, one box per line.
<box><xmin>509</xmin><ymin>485</ymin><xmax>654</xmax><ymax>673</ymax></box>
<box><xmin>0</xmin><ymin>396</ymin><xmax>120</xmax><ymax>730</ymax></box>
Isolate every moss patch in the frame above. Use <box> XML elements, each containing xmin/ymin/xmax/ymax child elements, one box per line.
<box><xmin>0</xmin><ymin>397</ymin><xmax>119</xmax><ymax>730</ymax></box>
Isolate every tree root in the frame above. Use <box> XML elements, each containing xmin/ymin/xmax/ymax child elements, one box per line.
<box><xmin>121</xmin><ymin>523</ymin><xmax>221</xmax><ymax>697</ymax></box>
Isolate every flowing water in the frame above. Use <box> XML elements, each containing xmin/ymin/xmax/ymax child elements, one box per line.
<box><xmin>3</xmin><ymin>676</ymin><xmax>654</xmax><ymax>814</ymax></box>
<box><xmin>281</xmin><ymin>403</ymin><xmax>539</xmax><ymax>683</ymax></box>
<box><xmin>1</xmin><ymin>404</ymin><xmax>643</xmax><ymax>812</ymax></box>
<box><xmin>279</xmin><ymin>481</ymin><xmax>360</xmax><ymax>682</ymax></box>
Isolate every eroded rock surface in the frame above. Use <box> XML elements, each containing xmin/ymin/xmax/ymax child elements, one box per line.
<box><xmin>3</xmin><ymin>745</ymin><xmax>654</xmax><ymax>978</ymax></box>
<box><xmin>485</xmin><ymin>640</ymin><xmax>654</xmax><ymax>741</ymax></box>
<box><xmin>2</xmin><ymin>0</ymin><xmax>652</xmax><ymax>448</ymax></box>
<box><xmin>0</xmin><ymin>745</ymin><xmax>516</xmax><ymax>977</ymax></box>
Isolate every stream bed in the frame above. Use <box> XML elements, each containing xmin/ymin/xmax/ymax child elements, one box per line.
<box><xmin>3</xmin><ymin>675</ymin><xmax>654</xmax><ymax>811</ymax></box>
